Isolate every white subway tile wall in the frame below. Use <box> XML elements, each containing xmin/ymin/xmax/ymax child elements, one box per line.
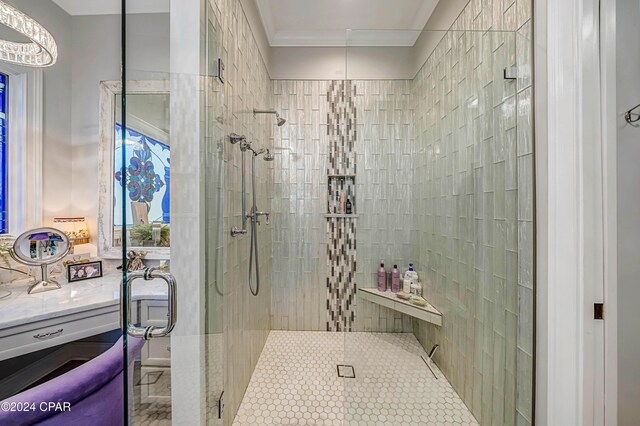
<box><xmin>271</xmin><ymin>80</ymin><xmax>330</xmax><ymax>332</ymax></box>
<box><xmin>412</xmin><ymin>1</ymin><xmax>533</xmax><ymax>425</ymax></box>
<box><xmin>354</xmin><ymin>80</ymin><xmax>416</xmax><ymax>334</ymax></box>
<box><xmin>209</xmin><ymin>0</ymin><xmax>274</xmax><ymax>424</ymax></box>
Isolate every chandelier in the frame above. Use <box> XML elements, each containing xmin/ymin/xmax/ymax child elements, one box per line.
<box><xmin>0</xmin><ymin>1</ymin><xmax>57</xmax><ymax>67</ymax></box>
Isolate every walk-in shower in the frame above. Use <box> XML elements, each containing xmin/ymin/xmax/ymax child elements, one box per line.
<box><xmin>229</xmin><ymin>133</ymin><xmax>274</xmax><ymax>296</ymax></box>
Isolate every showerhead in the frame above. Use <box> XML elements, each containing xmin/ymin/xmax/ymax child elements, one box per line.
<box><xmin>254</xmin><ymin>108</ymin><xmax>287</xmax><ymax>127</ymax></box>
<box><xmin>253</xmin><ymin>148</ymin><xmax>267</xmax><ymax>156</ymax></box>
<box><xmin>263</xmin><ymin>150</ymin><xmax>275</xmax><ymax>161</ymax></box>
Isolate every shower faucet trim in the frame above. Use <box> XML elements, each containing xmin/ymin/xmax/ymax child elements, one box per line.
<box><xmin>229</xmin><ymin>133</ymin><xmax>246</xmax><ymax>144</ymax></box>
<box><xmin>227</xmin><ymin>132</ymin><xmax>274</xmax><ymax>297</ymax></box>
<box><xmin>253</xmin><ymin>108</ymin><xmax>287</xmax><ymax>126</ymax></box>
<box><xmin>246</xmin><ymin>207</ymin><xmax>270</xmax><ymax>225</ymax></box>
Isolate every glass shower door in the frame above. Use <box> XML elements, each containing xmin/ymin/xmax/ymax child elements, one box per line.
<box><xmin>119</xmin><ymin>1</ymin><xmax>225</xmax><ymax>424</ymax></box>
<box><xmin>343</xmin><ymin>28</ymin><xmax>533</xmax><ymax>425</ymax></box>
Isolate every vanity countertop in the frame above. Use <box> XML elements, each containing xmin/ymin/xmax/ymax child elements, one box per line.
<box><xmin>0</xmin><ymin>272</ymin><xmax>168</xmax><ymax>331</ymax></box>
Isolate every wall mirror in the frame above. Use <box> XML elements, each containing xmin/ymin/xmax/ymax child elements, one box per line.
<box><xmin>98</xmin><ymin>80</ymin><xmax>170</xmax><ymax>259</ymax></box>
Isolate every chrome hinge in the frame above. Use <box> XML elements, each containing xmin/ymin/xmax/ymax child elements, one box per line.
<box><xmin>504</xmin><ymin>65</ymin><xmax>517</xmax><ymax>80</ymax></box>
<box><xmin>215</xmin><ymin>58</ymin><xmax>225</xmax><ymax>84</ymax></box>
<box><xmin>217</xmin><ymin>391</ymin><xmax>224</xmax><ymax>419</ymax></box>
<box><xmin>594</xmin><ymin>303</ymin><xmax>604</xmax><ymax>320</ymax></box>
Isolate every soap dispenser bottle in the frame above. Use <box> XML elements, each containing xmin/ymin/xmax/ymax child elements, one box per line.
<box><xmin>403</xmin><ymin>263</ymin><xmax>416</xmax><ymax>293</ymax></box>
<box><xmin>391</xmin><ymin>265</ymin><xmax>401</xmax><ymax>293</ymax></box>
<box><xmin>377</xmin><ymin>262</ymin><xmax>387</xmax><ymax>291</ymax></box>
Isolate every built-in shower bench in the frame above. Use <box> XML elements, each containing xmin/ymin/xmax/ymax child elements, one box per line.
<box><xmin>358</xmin><ymin>288</ymin><xmax>442</xmax><ymax>326</ymax></box>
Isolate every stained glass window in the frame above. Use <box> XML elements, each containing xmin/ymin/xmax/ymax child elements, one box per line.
<box><xmin>0</xmin><ymin>74</ymin><xmax>7</xmax><ymax>234</ymax></box>
<box><xmin>114</xmin><ymin>124</ymin><xmax>170</xmax><ymax>228</ymax></box>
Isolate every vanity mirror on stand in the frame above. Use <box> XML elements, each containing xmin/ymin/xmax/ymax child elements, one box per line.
<box><xmin>9</xmin><ymin>228</ymin><xmax>71</xmax><ymax>294</ymax></box>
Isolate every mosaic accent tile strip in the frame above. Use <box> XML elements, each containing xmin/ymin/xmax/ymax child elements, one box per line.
<box><xmin>326</xmin><ymin>80</ymin><xmax>358</xmax><ymax>332</ymax></box>
<box><xmin>326</xmin><ymin>217</ymin><xmax>357</xmax><ymax>331</ymax></box>
<box><xmin>327</xmin><ymin>80</ymin><xmax>357</xmax><ymax>176</ymax></box>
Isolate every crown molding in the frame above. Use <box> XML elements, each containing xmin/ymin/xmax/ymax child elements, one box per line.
<box><xmin>255</xmin><ymin>0</ymin><xmax>276</xmax><ymax>45</ymax></box>
<box><xmin>269</xmin><ymin>30</ymin><xmax>421</xmax><ymax>47</ymax></box>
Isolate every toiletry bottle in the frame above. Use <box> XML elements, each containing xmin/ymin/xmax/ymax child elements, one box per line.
<box><xmin>377</xmin><ymin>262</ymin><xmax>387</xmax><ymax>291</ymax></box>
<box><xmin>345</xmin><ymin>198</ymin><xmax>353</xmax><ymax>214</ymax></box>
<box><xmin>410</xmin><ymin>282</ymin><xmax>423</xmax><ymax>297</ymax></box>
<box><xmin>403</xmin><ymin>264</ymin><xmax>415</xmax><ymax>293</ymax></box>
<box><xmin>391</xmin><ymin>265</ymin><xmax>400</xmax><ymax>292</ymax></box>
<box><xmin>402</xmin><ymin>263</ymin><xmax>413</xmax><ymax>293</ymax></box>
<box><xmin>411</xmin><ymin>267</ymin><xmax>419</xmax><ymax>285</ymax></box>
<box><xmin>402</xmin><ymin>277</ymin><xmax>410</xmax><ymax>293</ymax></box>
<box><xmin>339</xmin><ymin>191</ymin><xmax>346</xmax><ymax>214</ymax></box>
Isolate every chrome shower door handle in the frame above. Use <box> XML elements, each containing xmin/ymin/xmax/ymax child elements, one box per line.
<box><xmin>121</xmin><ymin>268</ymin><xmax>178</xmax><ymax>340</ymax></box>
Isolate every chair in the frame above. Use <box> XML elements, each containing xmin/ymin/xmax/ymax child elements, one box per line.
<box><xmin>0</xmin><ymin>336</ymin><xmax>144</xmax><ymax>426</ymax></box>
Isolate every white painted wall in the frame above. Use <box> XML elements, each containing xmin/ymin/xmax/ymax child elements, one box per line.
<box><xmin>270</xmin><ymin>46</ymin><xmax>415</xmax><ymax>80</ymax></box>
<box><xmin>616</xmin><ymin>1</ymin><xmax>640</xmax><ymax>424</ymax></box>
<box><xmin>4</xmin><ymin>0</ymin><xmax>73</xmax><ymax>226</ymax></box>
<box><xmin>70</xmin><ymin>13</ymin><xmax>170</xmax><ymax>247</ymax></box>
<box><xmin>261</xmin><ymin>0</ymin><xmax>467</xmax><ymax>80</ymax></box>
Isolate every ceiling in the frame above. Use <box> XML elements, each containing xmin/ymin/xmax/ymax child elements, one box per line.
<box><xmin>50</xmin><ymin>0</ymin><xmax>438</xmax><ymax>46</ymax></box>
<box><xmin>51</xmin><ymin>0</ymin><xmax>169</xmax><ymax>15</ymax></box>
<box><xmin>255</xmin><ymin>0</ymin><xmax>440</xmax><ymax>47</ymax></box>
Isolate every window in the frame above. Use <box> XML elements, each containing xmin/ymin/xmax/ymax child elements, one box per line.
<box><xmin>0</xmin><ymin>73</ymin><xmax>7</xmax><ymax>234</ymax></box>
<box><xmin>113</xmin><ymin>123</ymin><xmax>170</xmax><ymax>246</ymax></box>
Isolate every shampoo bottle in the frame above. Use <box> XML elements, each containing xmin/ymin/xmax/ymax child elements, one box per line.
<box><xmin>391</xmin><ymin>265</ymin><xmax>401</xmax><ymax>292</ymax></box>
<box><xmin>377</xmin><ymin>262</ymin><xmax>387</xmax><ymax>291</ymax></box>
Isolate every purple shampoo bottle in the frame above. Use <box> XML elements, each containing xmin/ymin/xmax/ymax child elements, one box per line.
<box><xmin>377</xmin><ymin>262</ymin><xmax>387</xmax><ymax>291</ymax></box>
<box><xmin>391</xmin><ymin>265</ymin><xmax>400</xmax><ymax>292</ymax></box>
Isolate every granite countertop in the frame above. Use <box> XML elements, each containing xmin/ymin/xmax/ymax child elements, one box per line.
<box><xmin>0</xmin><ymin>272</ymin><xmax>168</xmax><ymax>331</ymax></box>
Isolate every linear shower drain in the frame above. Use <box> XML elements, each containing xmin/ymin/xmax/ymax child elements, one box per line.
<box><xmin>336</xmin><ymin>365</ymin><xmax>356</xmax><ymax>378</ymax></box>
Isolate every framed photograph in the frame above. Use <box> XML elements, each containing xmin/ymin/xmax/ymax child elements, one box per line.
<box><xmin>67</xmin><ymin>261</ymin><xmax>103</xmax><ymax>282</ymax></box>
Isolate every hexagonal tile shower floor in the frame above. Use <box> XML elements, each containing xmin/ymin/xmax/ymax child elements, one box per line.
<box><xmin>233</xmin><ymin>331</ymin><xmax>478</xmax><ymax>425</ymax></box>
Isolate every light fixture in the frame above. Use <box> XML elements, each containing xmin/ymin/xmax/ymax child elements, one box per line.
<box><xmin>0</xmin><ymin>1</ymin><xmax>58</xmax><ymax>67</ymax></box>
<box><xmin>53</xmin><ymin>217</ymin><xmax>90</xmax><ymax>245</ymax></box>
